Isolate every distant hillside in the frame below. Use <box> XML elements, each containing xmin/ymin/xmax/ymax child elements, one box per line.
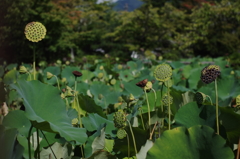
<box><xmin>113</xmin><ymin>0</ymin><xmax>144</xmax><ymax>11</ymax></box>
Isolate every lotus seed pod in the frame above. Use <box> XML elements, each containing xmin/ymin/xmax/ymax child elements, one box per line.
<box><xmin>230</xmin><ymin>71</ymin><xmax>234</xmax><ymax>75</ymax></box>
<box><xmin>117</xmin><ymin>128</ymin><xmax>127</xmax><ymax>139</ymax></box>
<box><xmin>110</xmin><ymin>79</ymin><xmax>116</xmax><ymax>85</ymax></box>
<box><xmin>72</xmin><ymin>71</ymin><xmax>82</xmax><ymax>77</ymax></box>
<box><xmin>24</xmin><ymin>22</ymin><xmax>46</xmax><ymax>42</ymax></box>
<box><xmin>195</xmin><ymin>92</ymin><xmax>206</xmax><ymax>104</ymax></box>
<box><xmin>236</xmin><ymin>95</ymin><xmax>240</xmax><ymax>106</ymax></box>
<box><xmin>97</xmin><ymin>72</ymin><xmax>104</xmax><ymax>79</ymax></box>
<box><xmin>200</xmin><ymin>65</ymin><xmax>220</xmax><ymax>84</ymax></box>
<box><xmin>162</xmin><ymin>94</ymin><xmax>173</xmax><ymax>106</ymax></box>
<box><xmin>99</xmin><ymin>66</ymin><xmax>104</xmax><ymax>70</ymax></box>
<box><xmin>47</xmin><ymin>72</ymin><xmax>54</xmax><ymax>79</ymax></box>
<box><xmin>72</xmin><ymin>118</ymin><xmax>78</xmax><ymax>125</ymax></box>
<box><xmin>144</xmin><ymin>81</ymin><xmax>152</xmax><ymax>91</ymax></box>
<box><xmin>19</xmin><ymin>66</ymin><xmax>28</xmax><ymax>74</ymax></box>
<box><xmin>154</xmin><ymin>64</ymin><xmax>172</xmax><ymax>82</ymax></box>
<box><xmin>113</xmin><ymin>109</ymin><xmax>126</xmax><ymax>129</ymax></box>
<box><xmin>117</xmin><ymin>64</ymin><xmax>123</xmax><ymax>70</ymax></box>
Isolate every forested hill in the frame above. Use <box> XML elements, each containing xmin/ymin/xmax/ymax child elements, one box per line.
<box><xmin>113</xmin><ymin>0</ymin><xmax>144</xmax><ymax>11</ymax></box>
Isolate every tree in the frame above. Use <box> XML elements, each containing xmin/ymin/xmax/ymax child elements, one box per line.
<box><xmin>0</xmin><ymin>0</ymin><xmax>82</xmax><ymax>64</ymax></box>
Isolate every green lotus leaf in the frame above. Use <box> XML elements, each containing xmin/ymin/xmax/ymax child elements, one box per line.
<box><xmin>10</xmin><ymin>80</ymin><xmax>87</xmax><ymax>145</ymax></box>
<box><xmin>43</xmin><ymin>66</ymin><xmax>61</xmax><ymax>85</ymax></box>
<box><xmin>87</xmin><ymin>150</ymin><xmax>117</xmax><ymax>159</ymax></box>
<box><xmin>61</xmin><ymin>66</ymin><xmax>82</xmax><ymax>87</ymax></box>
<box><xmin>147</xmin><ymin>125</ymin><xmax>234</xmax><ymax>159</ymax></box>
<box><xmin>198</xmin><ymin>76</ymin><xmax>240</xmax><ymax>106</ymax></box>
<box><xmin>174</xmin><ymin>102</ymin><xmax>215</xmax><ymax>129</ymax></box>
<box><xmin>219</xmin><ymin>107</ymin><xmax>240</xmax><ymax>144</ymax></box>
<box><xmin>5</xmin><ymin>63</ymin><xmax>18</xmax><ymax>71</ymax></box>
<box><xmin>3</xmin><ymin>69</ymin><xmax>18</xmax><ymax>85</ymax></box>
<box><xmin>114</xmin><ymin>127</ymin><xmax>148</xmax><ymax>159</ymax></box>
<box><xmin>0</xmin><ymin>125</ymin><xmax>24</xmax><ymax>159</ymax></box>
<box><xmin>90</xmin><ymin>82</ymin><xmax>120</xmax><ymax>109</ymax></box>
<box><xmin>2</xmin><ymin>110</ymin><xmax>31</xmax><ymax>136</ymax></box>
<box><xmin>82</xmin><ymin>113</ymin><xmax>114</xmax><ymax>135</ymax></box>
<box><xmin>78</xmin><ymin>94</ymin><xmax>106</xmax><ymax>117</ymax></box>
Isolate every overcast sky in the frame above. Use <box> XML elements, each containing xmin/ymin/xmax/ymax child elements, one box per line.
<box><xmin>97</xmin><ymin>0</ymin><xmax>118</xmax><ymax>4</ymax></box>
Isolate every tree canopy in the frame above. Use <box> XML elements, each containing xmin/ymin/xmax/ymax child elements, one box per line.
<box><xmin>1</xmin><ymin>0</ymin><xmax>240</xmax><ymax>66</ymax></box>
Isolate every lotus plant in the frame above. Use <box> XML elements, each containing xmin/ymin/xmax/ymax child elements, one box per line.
<box><xmin>200</xmin><ymin>65</ymin><xmax>221</xmax><ymax>134</ymax></box>
<box><xmin>154</xmin><ymin>63</ymin><xmax>173</xmax><ymax>130</ymax></box>
<box><xmin>24</xmin><ymin>22</ymin><xmax>46</xmax><ymax>80</ymax></box>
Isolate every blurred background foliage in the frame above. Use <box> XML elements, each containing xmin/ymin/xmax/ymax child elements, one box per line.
<box><xmin>0</xmin><ymin>0</ymin><xmax>240</xmax><ymax>67</ymax></box>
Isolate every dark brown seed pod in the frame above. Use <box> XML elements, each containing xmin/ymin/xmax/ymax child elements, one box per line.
<box><xmin>200</xmin><ymin>65</ymin><xmax>220</xmax><ymax>84</ymax></box>
<box><xmin>72</xmin><ymin>71</ymin><xmax>82</xmax><ymax>77</ymax></box>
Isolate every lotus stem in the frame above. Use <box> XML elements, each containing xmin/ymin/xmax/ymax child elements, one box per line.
<box><xmin>40</xmin><ymin>130</ymin><xmax>57</xmax><ymax>159</ymax></box>
<box><xmin>215</xmin><ymin>79</ymin><xmax>219</xmax><ymax>135</ymax></box>
<box><xmin>237</xmin><ymin>137</ymin><xmax>240</xmax><ymax>159</ymax></box>
<box><xmin>151</xmin><ymin>88</ymin><xmax>157</xmax><ymax>110</ymax></box>
<box><xmin>33</xmin><ymin>44</ymin><xmax>36</xmax><ymax>80</ymax></box>
<box><xmin>139</xmin><ymin>108</ymin><xmax>145</xmax><ymax>130</ymax></box>
<box><xmin>168</xmin><ymin>86</ymin><xmax>171</xmax><ymax>130</ymax></box>
<box><xmin>127</xmin><ymin>119</ymin><xmax>137</xmax><ymax>155</ymax></box>
<box><xmin>36</xmin><ymin>129</ymin><xmax>40</xmax><ymax>159</ymax></box>
<box><xmin>144</xmin><ymin>89</ymin><xmax>151</xmax><ymax>134</ymax></box>
<box><xmin>149</xmin><ymin>122</ymin><xmax>158</xmax><ymax>140</ymax></box>
<box><xmin>28</xmin><ymin>125</ymin><xmax>33</xmax><ymax>159</ymax></box>
<box><xmin>126</xmin><ymin>132</ymin><xmax>130</xmax><ymax>158</ymax></box>
<box><xmin>53</xmin><ymin>75</ymin><xmax>60</xmax><ymax>90</ymax></box>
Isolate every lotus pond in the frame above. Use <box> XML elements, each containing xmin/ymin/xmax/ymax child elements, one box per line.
<box><xmin>0</xmin><ymin>56</ymin><xmax>240</xmax><ymax>159</ymax></box>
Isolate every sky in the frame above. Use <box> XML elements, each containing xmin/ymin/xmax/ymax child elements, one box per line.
<box><xmin>97</xmin><ymin>0</ymin><xmax>118</xmax><ymax>4</ymax></box>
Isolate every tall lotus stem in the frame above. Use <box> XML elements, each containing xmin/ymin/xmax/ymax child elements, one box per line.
<box><xmin>215</xmin><ymin>79</ymin><xmax>219</xmax><ymax>135</ymax></box>
<box><xmin>24</xmin><ymin>22</ymin><xmax>46</xmax><ymax>80</ymax></box>
<box><xmin>144</xmin><ymin>89</ymin><xmax>151</xmax><ymax>133</ymax></box>
<box><xmin>168</xmin><ymin>87</ymin><xmax>171</xmax><ymax>130</ymax></box>
<box><xmin>200</xmin><ymin>65</ymin><xmax>221</xmax><ymax>135</ymax></box>
<box><xmin>126</xmin><ymin>119</ymin><xmax>137</xmax><ymax>155</ymax></box>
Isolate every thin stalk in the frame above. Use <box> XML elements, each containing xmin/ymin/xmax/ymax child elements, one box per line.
<box><xmin>74</xmin><ymin>77</ymin><xmax>84</xmax><ymax>158</ymax></box>
<box><xmin>80</xmin><ymin>145</ymin><xmax>84</xmax><ymax>158</ymax></box>
<box><xmin>54</xmin><ymin>75</ymin><xmax>60</xmax><ymax>90</ymax></box>
<box><xmin>237</xmin><ymin>137</ymin><xmax>240</xmax><ymax>159</ymax></box>
<box><xmin>144</xmin><ymin>89</ymin><xmax>151</xmax><ymax>133</ymax></box>
<box><xmin>160</xmin><ymin>84</ymin><xmax>164</xmax><ymax>112</ymax></box>
<box><xmin>27</xmin><ymin>72</ymin><xmax>32</xmax><ymax>80</ymax></box>
<box><xmin>151</xmin><ymin>88</ymin><xmax>157</xmax><ymax>110</ymax></box>
<box><xmin>149</xmin><ymin>122</ymin><xmax>158</xmax><ymax>140</ymax></box>
<box><xmin>139</xmin><ymin>108</ymin><xmax>145</xmax><ymax>130</ymax></box>
<box><xmin>40</xmin><ymin>130</ymin><xmax>57</xmax><ymax>159</ymax></box>
<box><xmin>215</xmin><ymin>79</ymin><xmax>219</xmax><ymax>135</ymax></box>
<box><xmin>126</xmin><ymin>131</ymin><xmax>130</xmax><ymax>158</ymax></box>
<box><xmin>28</xmin><ymin>125</ymin><xmax>33</xmax><ymax>159</ymax></box>
<box><xmin>167</xmin><ymin>86</ymin><xmax>171</xmax><ymax>130</ymax></box>
<box><xmin>33</xmin><ymin>44</ymin><xmax>36</xmax><ymax>80</ymax></box>
<box><xmin>36</xmin><ymin>129</ymin><xmax>40</xmax><ymax>159</ymax></box>
<box><xmin>126</xmin><ymin>119</ymin><xmax>137</xmax><ymax>155</ymax></box>
<box><xmin>65</xmin><ymin>98</ymin><xmax>69</xmax><ymax>110</ymax></box>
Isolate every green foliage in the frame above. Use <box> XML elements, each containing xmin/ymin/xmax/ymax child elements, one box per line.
<box><xmin>146</xmin><ymin>125</ymin><xmax>234</xmax><ymax>159</ymax></box>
